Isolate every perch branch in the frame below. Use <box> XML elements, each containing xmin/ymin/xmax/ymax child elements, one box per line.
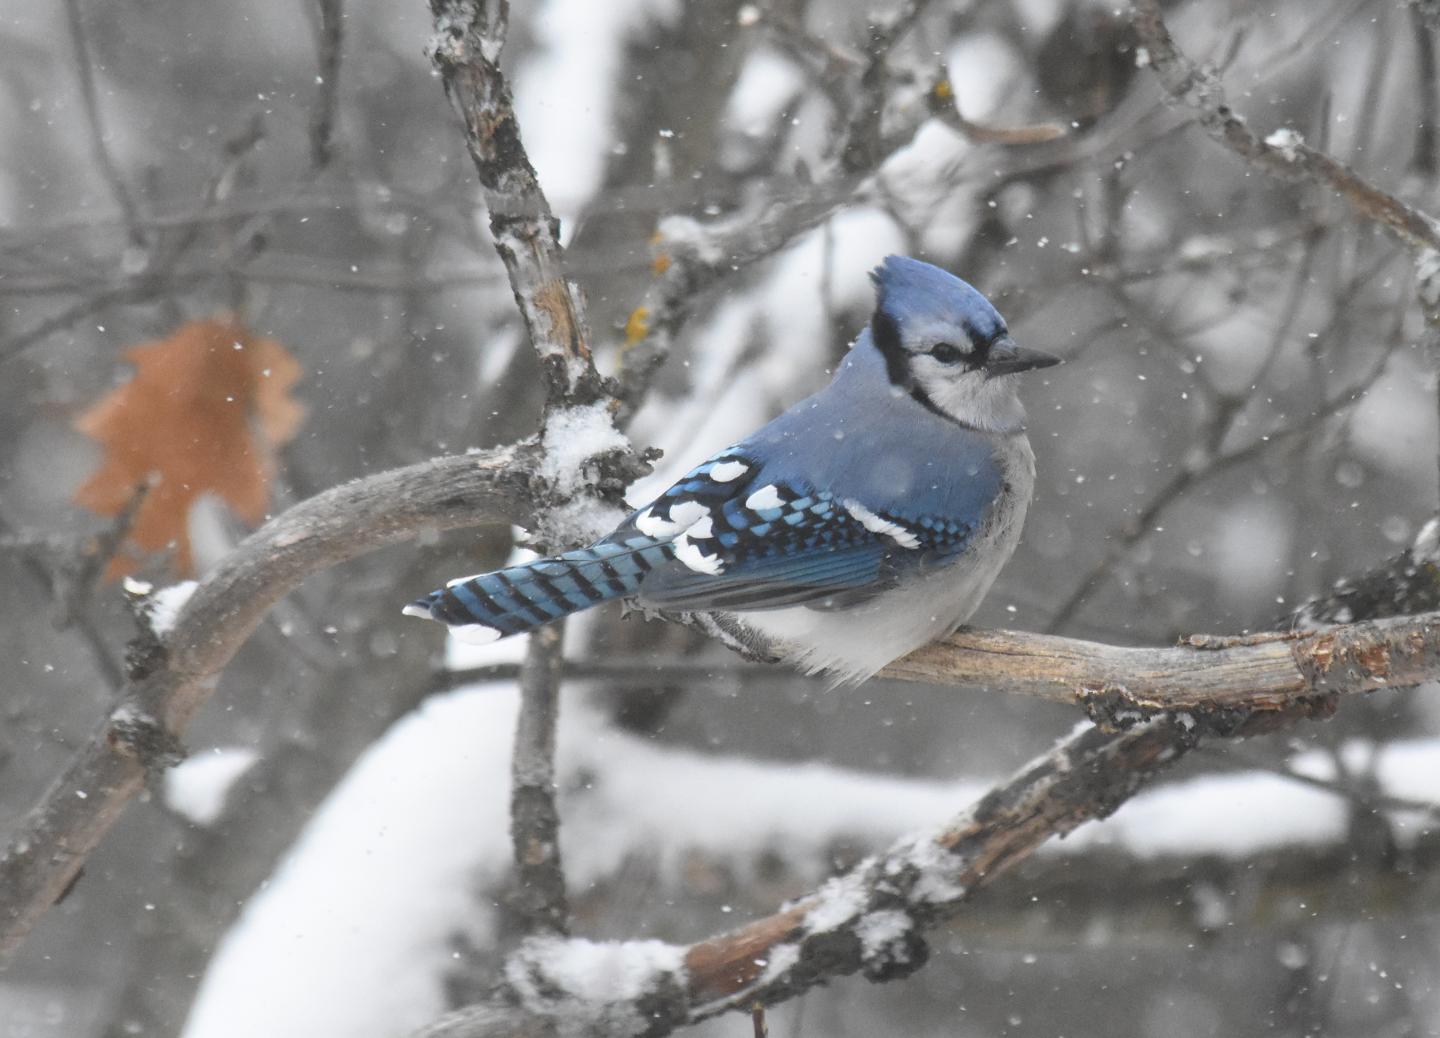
<box><xmin>882</xmin><ymin>613</ymin><xmax>1440</xmax><ymax>727</ymax></box>
<box><xmin>412</xmin><ymin>519</ymin><xmax>1440</xmax><ymax>1036</ymax></box>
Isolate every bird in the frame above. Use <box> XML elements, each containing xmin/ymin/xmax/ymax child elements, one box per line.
<box><xmin>404</xmin><ymin>256</ymin><xmax>1060</xmax><ymax>685</ymax></box>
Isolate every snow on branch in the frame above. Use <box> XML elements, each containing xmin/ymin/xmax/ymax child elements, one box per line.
<box><xmin>410</xmin><ymin>717</ymin><xmax>1296</xmax><ymax>1037</ymax></box>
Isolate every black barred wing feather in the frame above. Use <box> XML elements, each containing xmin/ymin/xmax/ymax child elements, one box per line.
<box><xmin>627</xmin><ymin>456</ymin><xmax>979</xmax><ymax>613</ymax></box>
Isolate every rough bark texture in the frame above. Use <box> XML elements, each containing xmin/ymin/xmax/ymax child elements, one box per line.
<box><xmin>884</xmin><ymin>613</ymin><xmax>1440</xmax><ymax>726</ymax></box>
<box><xmin>428</xmin><ymin>0</ymin><xmax>605</xmax><ymax>408</ymax></box>
<box><xmin>509</xmin><ymin>623</ymin><xmax>570</xmax><ymax>937</ymax></box>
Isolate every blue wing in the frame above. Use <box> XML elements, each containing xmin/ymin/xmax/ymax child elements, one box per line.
<box><xmin>616</xmin><ymin>453</ymin><xmax>979</xmax><ymax>612</ymax></box>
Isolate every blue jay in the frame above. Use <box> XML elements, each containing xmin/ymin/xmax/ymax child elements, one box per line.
<box><xmin>405</xmin><ymin>256</ymin><xmax>1059</xmax><ymax>684</ymax></box>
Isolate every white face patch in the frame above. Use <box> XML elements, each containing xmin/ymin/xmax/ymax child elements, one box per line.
<box><xmin>844</xmin><ymin>500</ymin><xmax>921</xmax><ymax>549</ymax></box>
<box><xmin>450</xmin><ymin>623</ymin><xmax>503</xmax><ymax>644</ymax></box>
<box><xmin>709</xmin><ymin>459</ymin><xmax>749</xmax><ymax>482</ymax></box>
<box><xmin>911</xmin><ymin>358</ymin><xmax>1026</xmax><ymax>434</ymax></box>
<box><xmin>745</xmin><ymin>484</ymin><xmax>784</xmax><ymax>510</ymax></box>
<box><xmin>636</xmin><ymin>499</ymin><xmax>711</xmax><ymax>538</ymax></box>
<box><xmin>672</xmin><ymin>533</ymin><xmax>724</xmax><ymax>574</ymax></box>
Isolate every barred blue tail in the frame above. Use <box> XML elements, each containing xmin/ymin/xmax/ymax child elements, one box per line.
<box><xmin>404</xmin><ymin>537</ymin><xmax>675</xmax><ymax>644</ymax></box>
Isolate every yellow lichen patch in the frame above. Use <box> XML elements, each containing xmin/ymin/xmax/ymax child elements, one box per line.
<box><xmin>624</xmin><ymin>305</ymin><xmax>651</xmax><ymax>347</ymax></box>
<box><xmin>648</xmin><ymin>230</ymin><xmax>672</xmax><ymax>275</ymax></box>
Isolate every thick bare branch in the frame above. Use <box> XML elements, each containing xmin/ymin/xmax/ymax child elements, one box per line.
<box><xmin>885</xmin><ymin>613</ymin><xmax>1440</xmax><ymax>725</ymax></box>
<box><xmin>509</xmin><ymin>623</ymin><xmax>570</xmax><ymax>937</ymax></box>
<box><xmin>427</xmin><ymin>0</ymin><xmax>604</xmax><ymax>408</ymax></box>
<box><xmin>410</xmin><ymin>718</ymin><xmax>1209</xmax><ymax>1037</ymax></box>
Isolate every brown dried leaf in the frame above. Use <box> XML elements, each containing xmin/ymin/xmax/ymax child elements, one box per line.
<box><xmin>73</xmin><ymin>316</ymin><xmax>305</xmax><ymax>578</ymax></box>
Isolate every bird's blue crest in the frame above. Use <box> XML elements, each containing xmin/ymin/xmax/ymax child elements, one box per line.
<box><xmin>869</xmin><ymin>256</ymin><xmax>1005</xmax><ymax>342</ymax></box>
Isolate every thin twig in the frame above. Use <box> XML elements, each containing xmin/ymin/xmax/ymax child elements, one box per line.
<box><xmin>510</xmin><ymin>624</ymin><xmax>569</xmax><ymax>937</ymax></box>
<box><xmin>58</xmin><ymin>479</ymin><xmax>150</xmax><ymax>628</ymax></box>
<box><xmin>1046</xmin><ymin>321</ymin><xmax>1397</xmax><ymax>632</ymax></box>
<box><xmin>308</xmin><ymin>0</ymin><xmax>345</xmax><ymax>169</ymax></box>
<box><xmin>0</xmin><ymin>511</ymin><xmax>123</xmax><ymax>691</ymax></box>
<box><xmin>0</xmin><ymin>115</ymin><xmax>267</xmax><ymax>365</ymax></box>
<box><xmin>610</xmin><ymin>3</ymin><xmax>999</xmax><ymax>424</ymax></box>
<box><xmin>0</xmin><ymin>286</ymin><xmax>137</xmax><ymax>362</ymax></box>
<box><xmin>1411</xmin><ymin>5</ymin><xmax>1436</xmax><ymax>176</ymax></box>
<box><xmin>64</xmin><ymin>0</ymin><xmax>146</xmax><ymax>248</ymax></box>
<box><xmin>1209</xmin><ymin>745</ymin><xmax>1440</xmax><ymax>823</ymax></box>
<box><xmin>1131</xmin><ymin>0</ymin><xmax>1440</xmax><ymax>252</ymax></box>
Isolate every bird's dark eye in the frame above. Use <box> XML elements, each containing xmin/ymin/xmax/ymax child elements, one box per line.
<box><xmin>929</xmin><ymin>342</ymin><xmax>966</xmax><ymax>365</ymax></box>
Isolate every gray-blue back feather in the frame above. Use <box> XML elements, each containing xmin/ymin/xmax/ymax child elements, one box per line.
<box><xmin>735</xmin><ymin>331</ymin><xmax>1005</xmax><ymax>523</ymax></box>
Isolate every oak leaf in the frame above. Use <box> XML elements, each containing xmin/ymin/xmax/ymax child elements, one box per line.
<box><xmin>73</xmin><ymin>316</ymin><xmax>304</xmax><ymax>578</ymax></box>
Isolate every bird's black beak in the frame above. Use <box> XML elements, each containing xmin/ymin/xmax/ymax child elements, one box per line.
<box><xmin>984</xmin><ymin>336</ymin><xmax>1062</xmax><ymax>378</ymax></box>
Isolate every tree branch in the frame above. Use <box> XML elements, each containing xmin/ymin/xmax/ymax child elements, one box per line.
<box><xmin>884</xmin><ymin>612</ymin><xmax>1440</xmax><ymax>729</ymax></box>
<box><xmin>509</xmin><ymin>623</ymin><xmax>569</xmax><ymax>937</ymax></box>
<box><xmin>64</xmin><ymin>0</ymin><xmax>146</xmax><ymax>248</ymax></box>
<box><xmin>408</xmin><ymin>718</ymin><xmax>1209</xmax><ymax>1037</ymax></box>
<box><xmin>411</xmin><ymin>506</ymin><xmax>1440</xmax><ymax>1036</ymax></box>
<box><xmin>1131</xmin><ymin>0</ymin><xmax>1440</xmax><ymax>253</ymax></box>
<box><xmin>427</xmin><ymin>0</ymin><xmax>605</xmax><ymax>408</ymax></box>
<box><xmin>0</xmin><ymin>441</ymin><xmax>644</xmax><ymax>963</ymax></box>
<box><xmin>307</xmin><ymin>0</ymin><xmax>345</xmax><ymax>169</ymax></box>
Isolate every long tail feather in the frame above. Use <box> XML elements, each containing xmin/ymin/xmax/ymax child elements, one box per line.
<box><xmin>404</xmin><ymin>538</ymin><xmax>673</xmax><ymax>643</ymax></box>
